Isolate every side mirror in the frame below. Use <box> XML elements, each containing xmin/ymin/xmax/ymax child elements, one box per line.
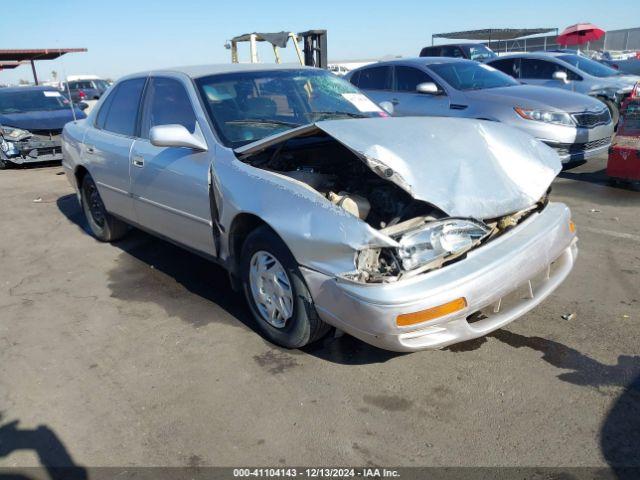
<box><xmin>416</xmin><ymin>82</ymin><xmax>439</xmax><ymax>94</ymax></box>
<box><xmin>77</xmin><ymin>102</ymin><xmax>89</xmax><ymax>111</ymax></box>
<box><xmin>552</xmin><ymin>71</ymin><xmax>569</xmax><ymax>83</ymax></box>
<box><xmin>379</xmin><ymin>101</ymin><xmax>394</xmax><ymax>115</ymax></box>
<box><xmin>149</xmin><ymin>124</ymin><xmax>208</xmax><ymax>151</ymax></box>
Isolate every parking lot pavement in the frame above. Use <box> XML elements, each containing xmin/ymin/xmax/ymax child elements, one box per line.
<box><xmin>0</xmin><ymin>155</ymin><xmax>638</xmax><ymax>469</ymax></box>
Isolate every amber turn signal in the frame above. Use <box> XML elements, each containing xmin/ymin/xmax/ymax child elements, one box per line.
<box><xmin>396</xmin><ymin>297</ymin><xmax>468</xmax><ymax>327</ymax></box>
<box><xmin>569</xmin><ymin>221</ymin><xmax>576</xmax><ymax>233</ymax></box>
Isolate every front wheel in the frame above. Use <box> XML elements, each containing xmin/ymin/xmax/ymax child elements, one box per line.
<box><xmin>0</xmin><ymin>158</ymin><xmax>9</xmax><ymax>170</ymax></box>
<box><xmin>80</xmin><ymin>174</ymin><xmax>129</xmax><ymax>242</ymax></box>
<box><xmin>240</xmin><ymin>226</ymin><xmax>330</xmax><ymax>349</ymax></box>
<box><xmin>601</xmin><ymin>98</ymin><xmax>620</xmax><ymax>127</ymax></box>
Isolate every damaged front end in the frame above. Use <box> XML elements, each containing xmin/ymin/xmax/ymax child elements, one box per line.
<box><xmin>235</xmin><ymin>117</ymin><xmax>561</xmax><ymax>284</ymax></box>
<box><xmin>0</xmin><ymin>125</ymin><xmax>64</xmax><ymax>166</ymax></box>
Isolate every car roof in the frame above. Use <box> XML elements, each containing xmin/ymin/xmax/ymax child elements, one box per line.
<box><xmin>357</xmin><ymin>57</ymin><xmax>475</xmax><ymax>69</ymax></box>
<box><xmin>0</xmin><ymin>85</ymin><xmax>60</xmax><ymax>94</ymax></box>
<box><xmin>489</xmin><ymin>52</ymin><xmax>572</xmax><ymax>61</ymax></box>
<box><xmin>422</xmin><ymin>43</ymin><xmax>482</xmax><ymax>48</ymax></box>
<box><xmin>119</xmin><ymin>63</ymin><xmax>316</xmax><ymax>81</ymax></box>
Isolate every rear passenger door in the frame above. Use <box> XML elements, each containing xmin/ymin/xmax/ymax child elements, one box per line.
<box><xmin>83</xmin><ymin>77</ymin><xmax>146</xmax><ymax>220</ymax></box>
<box><xmin>130</xmin><ymin>75</ymin><xmax>215</xmax><ymax>255</ymax></box>
<box><xmin>392</xmin><ymin>66</ymin><xmax>449</xmax><ymax>116</ymax></box>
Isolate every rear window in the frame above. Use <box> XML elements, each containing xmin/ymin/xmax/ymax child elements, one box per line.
<box><xmin>100</xmin><ymin>78</ymin><xmax>146</xmax><ymax>136</ymax></box>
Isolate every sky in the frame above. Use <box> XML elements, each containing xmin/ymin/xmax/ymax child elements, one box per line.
<box><xmin>1</xmin><ymin>0</ymin><xmax>636</xmax><ymax>84</ymax></box>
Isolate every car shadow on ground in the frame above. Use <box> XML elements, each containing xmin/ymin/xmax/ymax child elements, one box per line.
<box><xmin>0</xmin><ymin>412</ymin><xmax>87</xmax><ymax>480</ymax></box>
<box><xmin>559</xmin><ymin>166</ymin><xmax>640</xmax><ymax>192</ymax></box>
<box><xmin>56</xmin><ymin>194</ymin><xmax>402</xmax><ymax>365</ymax></box>
<box><xmin>450</xmin><ymin>330</ymin><xmax>640</xmax><ymax>478</ymax></box>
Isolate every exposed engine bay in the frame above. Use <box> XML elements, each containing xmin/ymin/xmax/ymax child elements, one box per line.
<box><xmin>241</xmin><ymin>134</ymin><xmax>548</xmax><ymax>283</ymax></box>
<box><xmin>242</xmin><ymin>135</ymin><xmax>443</xmax><ymax>229</ymax></box>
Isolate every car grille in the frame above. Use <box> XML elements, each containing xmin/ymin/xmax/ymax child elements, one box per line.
<box><xmin>547</xmin><ymin>137</ymin><xmax>612</xmax><ymax>157</ymax></box>
<box><xmin>572</xmin><ymin>109</ymin><xmax>611</xmax><ymax>128</ymax></box>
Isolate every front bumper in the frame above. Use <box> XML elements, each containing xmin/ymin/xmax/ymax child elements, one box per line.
<box><xmin>1</xmin><ymin>136</ymin><xmax>63</xmax><ymax>164</ymax></box>
<box><xmin>542</xmin><ymin>137</ymin><xmax>611</xmax><ymax>162</ymax></box>
<box><xmin>512</xmin><ymin>117</ymin><xmax>613</xmax><ymax>163</ymax></box>
<box><xmin>302</xmin><ymin>202</ymin><xmax>577</xmax><ymax>352</ymax></box>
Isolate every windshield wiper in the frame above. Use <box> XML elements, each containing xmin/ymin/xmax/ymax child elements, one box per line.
<box><xmin>306</xmin><ymin>111</ymin><xmax>369</xmax><ymax>120</ymax></box>
<box><xmin>225</xmin><ymin>119</ymin><xmax>301</xmax><ymax>127</ymax></box>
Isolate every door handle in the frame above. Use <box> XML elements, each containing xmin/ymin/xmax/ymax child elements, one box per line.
<box><xmin>132</xmin><ymin>156</ymin><xmax>144</xmax><ymax>168</ymax></box>
<box><xmin>86</xmin><ymin>145</ymin><xmax>95</xmax><ymax>154</ymax></box>
<box><xmin>391</xmin><ymin>98</ymin><xmax>399</xmax><ymax>105</ymax></box>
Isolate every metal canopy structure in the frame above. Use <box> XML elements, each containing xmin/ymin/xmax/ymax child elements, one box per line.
<box><xmin>432</xmin><ymin>28</ymin><xmax>557</xmax><ymax>44</ymax></box>
<box><xmin>0</xmin><ymin>61</ymin><xmax>22</xmax><ymax>71</ymax></box>
<box><xmin>0</xmin><ymin>48</ymin><xmax>87</xmax><ymax>84</ymax></box>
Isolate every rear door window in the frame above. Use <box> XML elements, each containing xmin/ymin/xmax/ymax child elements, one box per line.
<box><xmin>140</xmin><ymin>77</ymin><xmax>197</xmax><ymax>138</ymax></box>
<box><xmin>488</xmin><ymin>58</ymin><xmax>520</xmax><ymax>78</ymax></box>
<box><xmin>101</xmin><ymin>78</ymin><xmax>146</xmax><ymax>136</ymax></box>
<box><xmin>356</xmin><ymin>66</ymin><xmax>392</xmax><ymax>90</ymax></box>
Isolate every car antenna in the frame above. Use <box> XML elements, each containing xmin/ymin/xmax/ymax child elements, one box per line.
<box><xmin>57</xmin><ymin>46</ymin><xmax>77</xmax><ymax>122</ymax></box>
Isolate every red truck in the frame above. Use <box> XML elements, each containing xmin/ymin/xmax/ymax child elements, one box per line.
<box><xmin>607</xmin><ymin>85</ymin><xmax>640</xmax><ymax>184</ymax></box>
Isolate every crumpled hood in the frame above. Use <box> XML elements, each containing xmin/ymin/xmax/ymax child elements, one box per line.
<box><xmin>236</xmin><ymin>116</ymin><xmax>561</xmax><ymax>219</ymax></box>
<box><xmin>590</xmin><ymin>75</ymin><xmax>640</xmax><ymax>92</ymax></box>
<box><xmin>0</xmin><ymin>108</ymin><xmax>86</xmax><ymax>132</ymax></box>
<box><xmin>464</xmin><ymin>85</ymin><xmax>606</xmax><ymax>112</ymax></box>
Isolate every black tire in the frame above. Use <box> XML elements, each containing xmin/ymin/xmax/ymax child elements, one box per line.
<box><xmin>0</xmin><ymin>158</ymin><xmax>8</xmax><ymax>170</ymax></box>
<box><xmin>601</xmin><ymin>98</ymin><xmax>620</xmax><ymax>127</ymax></box>
<box><xmin>240</xmin><ymin>226</ymin><xmax>330</xmax><ymax>349</ymax></box>
<box><xmin>80</xmin><ymin>174</ymin><xmax>128</xmax><ymax>242</ymax></box>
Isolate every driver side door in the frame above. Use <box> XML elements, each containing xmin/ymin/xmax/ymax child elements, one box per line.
<box><xmin>520</xmin><ymin>59</ymin><xmax>577</xmax><ymax>92</ymax></box>
<box><xmin>391</xmin><ymin>66</ymin><xmax>450</xmax><ymax>116</ymax></box>
<box><xmin>130</xmin><ymin>75</ymin><xmax>215</xmax><ymax>256</ymax></box>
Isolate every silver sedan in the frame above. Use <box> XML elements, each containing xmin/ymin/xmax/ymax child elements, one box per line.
<box><xmin>346</xmin><ymin>57</ymin><xmax>614</xmax><ymax>163</ymax></box>
<box><xmin>487</xmin><ymin>52</ymin><xmax>640</xmax><ymax>125</ymax></box>
<box><xmin>62</xmin><ymin>64</ymin><xmax>577</xmax><ymax>352</ymax></box>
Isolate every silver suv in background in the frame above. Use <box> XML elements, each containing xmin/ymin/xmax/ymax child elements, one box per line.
<box><xmin>63</xmin><ymin>78</ymin><xmax>111</xmax><ymax>103</ymax></box>
<box><xmin>487</xmin><ymin>52</ymin><xmax>640</xmax><ymax>125</ymax></box>
<box><xmin>346</xmin><ymin>58</ymin><xmax>614</xmax><ymax>163</ymax></box>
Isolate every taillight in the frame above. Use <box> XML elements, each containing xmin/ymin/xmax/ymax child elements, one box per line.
<box><xmin>78</xmin><ymin>90</ymin><xmax>86</xmax><ymax>99</ymax></box>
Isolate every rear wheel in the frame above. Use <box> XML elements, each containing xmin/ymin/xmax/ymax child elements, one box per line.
<box><xmin>240</xmin><ymin>226</ymin><xmax>330</xmax><ymax>349</ymax></box>
<box><xmin>80</xmin><ymin>174</ymin><xmax>128</xmax><ymax>242</ymax></box>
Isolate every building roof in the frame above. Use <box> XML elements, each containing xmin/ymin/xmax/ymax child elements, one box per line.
<box><xmin>0</xmin><ymin>48</ymin><xmax>87</xmax><ymax>62</ymax></box>
<box><xmin>433</xmin><ymin>28</ymin><xmax>556</xmax><ymax>41</ymax></box>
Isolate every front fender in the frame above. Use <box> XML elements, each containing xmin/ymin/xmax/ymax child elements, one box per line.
<box><xmin>213</xmin><ymin>153</ymin><xmax>397</xmax><ymax>276</ymax></box>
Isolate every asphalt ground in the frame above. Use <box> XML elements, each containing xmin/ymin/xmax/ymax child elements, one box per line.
<box><xmin>0</xmin><ymin>154</ymin><xmax>638</xmax><ymax>474</ymax></box>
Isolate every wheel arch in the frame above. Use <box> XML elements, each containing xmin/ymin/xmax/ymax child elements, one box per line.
<box><xmin>227</xmin><ymin>213</ymin><xmax>294</xmax><ymax>278</ymax></box>
<box><xmin>74</xmin><ymin>164</ymin><xmax>90</xmax><ymax>187</ymax></box>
